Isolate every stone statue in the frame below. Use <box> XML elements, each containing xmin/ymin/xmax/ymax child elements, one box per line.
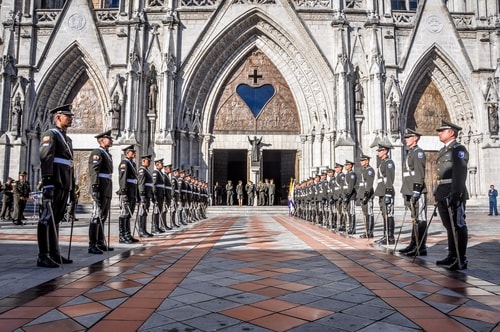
<box><xmin>248</xmin><ymin>136</ymin><xmax>262</xmax><ymax>162</ymax></box>
<box><xmin>110</xmin><ymin>92</ymin><xmax>121</xmax><ymax>131</ymax></box>
<box><xmin>11</xmin><ymin>93</ymin><xmax>22</xmax><ymax>137</ymax></box>
<box><xmin>354</xmin><ymin>80</ymin><xmax>363</xmax><ymax>115</ymax></box>
<box><xmin>389</xmin><ymin>99</ymin><xmax>399</xmax><ymax>134</ymax></box>
<box><xmin>148</xmin><ymin>65</ymin><xmax>158</xmax><ymax>113</ymax></box>
<box><xmin>488</xmin><ymin>103</ymin><xmax>499</xmax><ymax>135</ymax></box>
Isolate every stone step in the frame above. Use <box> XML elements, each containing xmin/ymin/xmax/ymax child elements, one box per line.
<box><xmin>207</xmin><ymin>205</ymin><xmax>289</xmax><ymax>216</ymax></box>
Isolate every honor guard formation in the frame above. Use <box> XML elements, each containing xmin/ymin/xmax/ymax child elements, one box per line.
<box><xmin>32</xmin><ymin>104</ymin><xmax>208</xmax><ymax>268</ymax></box>
<box><xmin>10</xmin><ymin>102</ymin><xmax>469</xmax><ymax>272</ymax></box>
<box><xmin>291</xmin><ymin>120</ymin><xmax>470</xmax><ymax>271</ymax></box>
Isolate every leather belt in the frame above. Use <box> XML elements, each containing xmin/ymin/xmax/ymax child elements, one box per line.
<box><xmin>437</xmin><ymin>179</ymin><xmax>452</xmax><ymax>185</ymax></box>
<box><xmin>403</xmin><ymin>171</ymin><xmax>415</xmax><ymax>177</ymax></box>
<box><xmin>127</xmin><ymin>179</ymin><xmax>138</xmax><ymax>184</ymax></box>
<box><xmin>145</xmin><ymin>183</ymin><xmax>153</xmax><ymax>187</ymax></box>
<box><xmin>98</xmin><ymin>173</ymin><xmax>112</xmax><ymax>179</ymax></box>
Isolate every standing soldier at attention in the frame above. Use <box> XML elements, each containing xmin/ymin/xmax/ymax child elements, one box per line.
<box><xmin>333</xmin><ymin>163</ymin><xmax>345</xmax><ymax>231</ymax></box>
<box><xmin>434</xmin><ymin>120</ymin><xmax>469</xmax><ymax>270</ymax></box>
<box><xmin>152</xmin><ymin>158</ymin><xmax>166</xmax><ymax>234</ymax></box>
<box><xmin>117</xmin><ymin>145</ymin><xmax>140</xmax><ymax>244</ymax></box>
<box><xmin>374</xmin><ymin>144</ymin><xmax>396</xmax><ymax>245</ymax></box>
<box><xmin>137</xmin><ymin>155</ymin><xmax>154</xmax><ymax>237</ymax></box>
<box><xmin>399</xmin><ymin>129</ymin><xmax>428</xmax><ymax>256</ymax></box>
<box><xmin>343</xmin><ymin>160</ymin><xmax>357</xmax><ymax>234</ymax></box>
<box><xmin>0</xmin><ymin>177</ymin><xmax>15</xmax><ymax>222</ymax></box>
<box><xmin>162</xmin><ymin>163</ymin><xmax>173</xmax><ymax>230</ymax></box>
<box><xmin>88</xmin><ymin>130</ymin><xmax>114</xmax><ymax>254</ymax></box>
<box><xmin>13</xmin><ymin>171</ymin><xmax>30</xmax><ymax>226</ymax></box>
<box><xmin>38</xmin><ymin>104</ymin><xmax>75</xmax><ymax>268</ymax></box>
<box><xmin>357</xmin><ymin>155</ymin><xmax>375</xmax><ymax>238</ymax></box>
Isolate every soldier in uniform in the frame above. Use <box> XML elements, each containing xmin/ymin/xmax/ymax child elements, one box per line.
<box><xmin>88</xmin><ymin>130</ymin><xmax>114</xmax><ymax>254</ymax></box>
<box><xmin>245</xmin><ymin>180</ymin><xmax>255</xmax><ymax>206</ymax></box>
<box><xmin>171</xmin><ymin>168</ymin><xmax>182</xmax><ymax>227</ymax></box>
<box><xmin>399</xmin><ymin>129</ymin><xmax>428</xmax><ymax>256</ymax></box>
<box><xmin>333</xmin><ymin>163</ymin><xmax>345</xmax><ymax>231</ymax></box>
<box><xmin>435</xmin><ymin>120</ymin><xmax>469</xmax><ymax>270</ymax></box>
<box><xmin>137</xmin><ymin>155</ymin><xmax>154</xmax><ymax>237</ymax></box>
<box><xmin>326</xmin><ymin>168</ymin><xmax>335</xmax><ymax>228</ymax></box>
<box><xmin>175</xmin><ymin>169</ymin><xmax>188</xmax><ymax>225</ymax></box>
<box><xmin>374</xmin><ymin>144</ymin><xmax>396</xmax><ymax>245</ymax></box>
<box><xmin>162</xmin><ymin>163</ymin><xmax>173</xmax><ymax>229</ymax></box>
<box><xmin>343</xmin><ymin>160</ymin><xmax>358</xmax><ymax>234</ymax></box>
<box><xmin>357</xmin><ymin>155</ymin><xmax>375</xmax><ymax>238</ymax></box>
<box><xmin>13</xmin><ymin>171</ymin><xmax>30</xmax><ymax>225</ymax></box>
<box><xmin>117</xmin><ymin>145</ymin><xmax>140</xmax><ymax>244</ymax></box>
<box><xmin>38</xmin><ymin>104</ymin><xmax>75</xmax><ymax>268</ymax></box>
<box><xmin>152</xmin><ymin>158</ymin><xmax>166</xmax><ymax>234</ymax></box>
<box><xmin>0</xmin><ymin>177</ymin><xmax>14</xmax><ymax>221</ymax></box>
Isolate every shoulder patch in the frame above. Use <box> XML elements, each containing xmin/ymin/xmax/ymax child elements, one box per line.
<box><xmin>120</xmin><ymin>164</ymin><xmax>126</xmax><ymax>169</ymax></box>
<box><xmin>388</xmin><ymin>163</ymin><xmax>393</xmax><ymax>169</ymax></box>
<box><xmin>417</xmin><ymin>152</ymin><xmax>424</xmax><ymax>159</ymax></box>
<box><xmin>93</xmin><ymin>155</ymin><xmax>100</xmax><ymax>161</ymax></box>
<box><xmin>42</xmin><ymin>136</ymin><xmax>51</xmax><ymax>143</ymax></box>
<box><xmin>350</xmin><ymin>174</ymin><xmax>355</xmax><ymax>179</ymax></box>
<box><xmin>368</xmin><ymin>170</ymin><xmax>373</xmax><ymax>176</ymax></box>
<box><xmin>458</xmin><ymin>151</ymin><xmax>465</xmax><ymax>159</ymax></box>
<box><xmin>139</xmin><ymin>169</ymin><xmax>144</xmax><ymax>174</ymax></box>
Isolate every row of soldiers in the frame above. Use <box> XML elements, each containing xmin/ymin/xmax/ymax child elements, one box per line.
<box><xmin>293</xmin><ymin>121</ymin><xmax>470</xmax><ymax>270</ymax></box>
<box><xmin>114</xmin><ymin>144</ymin><xmax>209</xmax><ymax>250</ymax></box>
<box><xmin>87</xmin><ymin>130</ymin><xmax>211</xmax><ymax>255</ymax></box>
<box><xmin>36</xmin><ymin>104</ymin><xmax>209</xmax><ymax>268</ymax></box>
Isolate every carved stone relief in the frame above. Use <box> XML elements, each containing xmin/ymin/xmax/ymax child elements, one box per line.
<box><xmin>213</xmin><ymin>50</ymin><xmax>300</xmax><ymax>134</ymax></box>
<box><xmin>407</xmin><ymin>79</ymin><xmax>449</xmax><ymax>136</ymax></box>
<box><xmin>69</xmin><ymin>78</ymin><xmax>103</xmax><ymax>134</ymax></box>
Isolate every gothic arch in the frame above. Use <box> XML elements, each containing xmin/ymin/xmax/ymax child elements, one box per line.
<box><xmin>179</xmin><ymin>9</ymin><xmax>334</xmax><ymax>136</ymax></box>
<box><xmin>400</xmin><ymin>45</ymin><xmax>476</xmax><ymax>133</ymax></box>
<box><xmin>31</xmin><ymin>42</ymin><xmax>110</xmax><ymax>129</ymax></box>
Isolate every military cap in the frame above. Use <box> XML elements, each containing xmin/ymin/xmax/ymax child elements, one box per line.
<box><xmin>19</xmin><ymin>170</ymin><xmax>27</xmax><ymax>176</ymax></box>
<box><xmin>344</xmin><ymin>160</ymin><xmax>354</xmax><ymax>165</ymax></box>
<box><xmin>122</xmin><ymin>145</ymin><xmax>136</xmax><ymax>152</ymax></box>
<box><xmin>436</xmin><ymin>120</ymin><xmax>462</xmax><ymax>132</ymax></box>
<box><xmin>334</xmin><ymin>163</ymin><xmax>343</xmax><ymax>168</ymax></box>
<box><xmin>359</xmin><ymin>154</ymin><xmax>371</xmax><ymax>161</ymax></box>
<box><xmin>164</xmin><ymin>164</ymin><xmax>172</xmax><ymax>168</ymax></box>
<box><xmin>49</xmin><ymin>104</ymin><xmax>74</xmax><ymax>116</ymax></box>
<box><xmin>327</xmin><ymin>168</ymin><xmax>334</xmax><ymax>172</ymax></box>
<box><xmin>154</xmin><ymin>158</ymin><xmax>164</xmax><ymax>164</ymax></box>
<box><xmin>141</xmin><ymin>154</ymin><xmax>152</xmax><ymax>160</ymax></box>
<box><xmin>172</xmin><ymin>168</ymin><xmax>179</xmax><ymax>172</ymax></box>
<box><xmin>95</xmin><ymin>130</ymin><xmax>112</xmax><ymax>139</ymax></box>
<box><xmin>376</xmin><ymin>143</ymin><xmax>393</xmax><ymax>151</ymax></box>
<box><xmin>403</xmin><ymin>128</ymin><xmax>423</xmax><ymax>138</ymax></box>
<box><xmin>7</xmin><ymin>177</ymin><xmax>14</xmax><ymax>181</ymax></box>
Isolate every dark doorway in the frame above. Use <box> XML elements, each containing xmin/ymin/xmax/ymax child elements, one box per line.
<box><xmin>213</xmin><ymin>149</ymin><xmax>248</xmax><ymax>205</ymax></box>
<box><xmin>262</xmin><ymin>150</ymin><xmax>296</xmax><ymax>205</ymax></box>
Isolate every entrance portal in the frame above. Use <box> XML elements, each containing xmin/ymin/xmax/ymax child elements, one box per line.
<box><xmin>262</xmin><ymin>150</ymin><xmax>296</xmax><ymax>205</ymax></box>
<box><xmin>213</xmin><ymin>150</ymin><xmax>248</xmax><ymax>205</ymax></box>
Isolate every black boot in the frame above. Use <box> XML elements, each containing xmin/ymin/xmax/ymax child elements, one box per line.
<box><xmin>347</xmin><ymin>215</ymin><xmax>356</xmax><ymax>234</ymax></box>
<box><xmin>49</xmin><ymin>224</ymin><xmax>73</xmax><ymax>264</ymax></box>
<box><xmin>37</xmin><ymin>255</ymin><xmax>59</xmax><ymax>268</ymax></box>
<box><xmin>118</xmin><ymin>217</ymin><xmax>131</xmax><ymax>243</ymax></box>
<box><xmin>37</xmin><ymin>223</ymin><xmax>59</xmax><ymax>267</ymax></box>
<box><xmin>332</xmin><ymin>213</ymin><xmax>337</xmax><ymax>230</ymax></box>
<box><xmin>88</xmin><ymin>223</ymin><xmax>103</xmax><ymax>254</ymax></box>
<box><xmin>368</xmin><ymin>215</ymin><xmax>374</xmax><ymax>238</ymax></box>
<box><xmin>449</xmin><ymin>226</ymin><xmax>468</xmax><ymax>270</ymax></box>
<box><xmin>125</xmin><ymin>218</ymin><xmax>139</xmax><ymax>243</ymax></box>
<box><xmin>360</xmin><ymin>215</ymin><xmax>369</xmax><ymax>238</ymax></box>
<box><xmin>387</xmin><ymin>217</ymin><xmax>395</xmax><ymax>245</ymax></box>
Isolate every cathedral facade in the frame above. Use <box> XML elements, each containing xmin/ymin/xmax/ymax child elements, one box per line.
<box><xmin>0</xmin><ymin>0</ymin><xmax>498</xmax><ymax>205</ymax></box>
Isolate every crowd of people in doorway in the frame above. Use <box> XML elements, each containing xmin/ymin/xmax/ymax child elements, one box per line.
<box><xmin>212</xmin><ymin>178</ymin><xmax>277</xmax><ymax>206</ymax></box>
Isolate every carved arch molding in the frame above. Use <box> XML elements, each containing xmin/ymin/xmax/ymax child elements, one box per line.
<box><xmin>181</xmin><ymin>14</ymin><xmax>330</xmax><ymax>133</ymax></box>
<box><xmin>405</xmin><ymin>53</ymin><xmax>474</xmax><ymax>134</ymax></box>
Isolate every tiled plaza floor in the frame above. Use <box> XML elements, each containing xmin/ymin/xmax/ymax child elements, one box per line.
<box><xmin>0</xmin><ymin>208</ymin><xmax>499</xmax><ymax>331</ymax></box>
